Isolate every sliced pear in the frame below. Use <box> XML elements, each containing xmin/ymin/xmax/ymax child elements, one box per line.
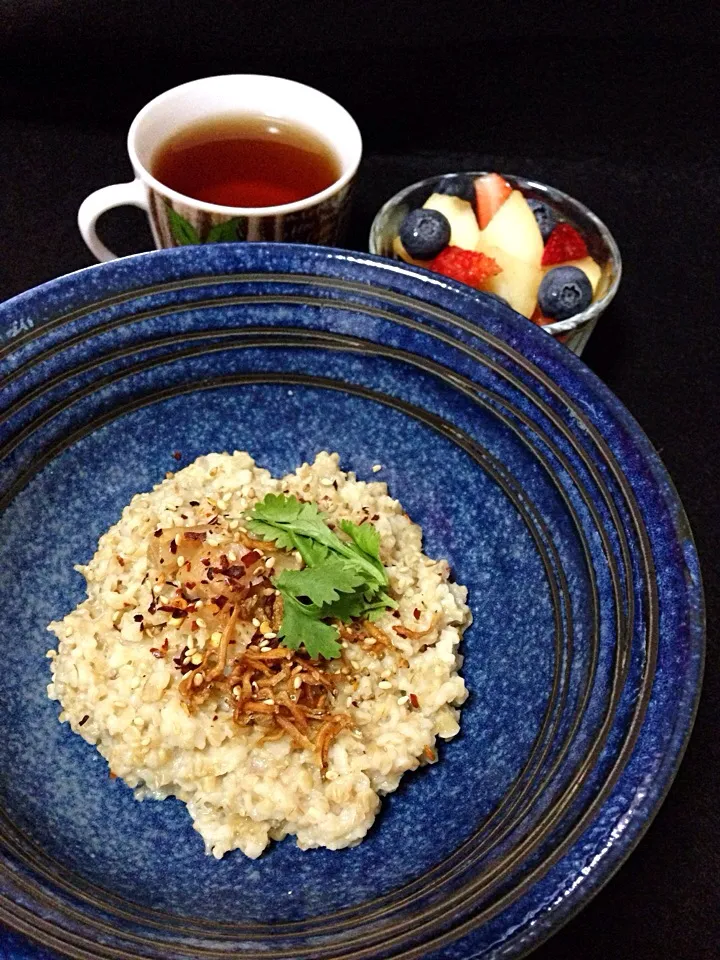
<box><xmin>543</xmin><ymin>256</ymin><xmax>602</xmax><ymax>295</ymax></box>
<box><xmin>480</xmin><ymin>245</ymin><xmax>542</xmax><ymax>318</ymax></box>
<box><xmin>422</xmin><ymin>193</ymin><xmax>480</xmax><ymax>251</ymax></box>
<box><xmin>477</xmin><ymin>190</ymin><xmax>544</xmax><ymax>267</ymax></box>
<box><xmin>392</xmin><ymin>234</ymin><xmax>432</xmax><ymax>268</ymax></box>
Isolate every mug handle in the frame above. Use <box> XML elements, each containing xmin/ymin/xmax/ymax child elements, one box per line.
<box><xmin>77</xmin><ymin>179</ymin><xmax>149</xmax><ymax>262</ymax></box>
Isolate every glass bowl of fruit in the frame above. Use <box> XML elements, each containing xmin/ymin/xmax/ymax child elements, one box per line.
<box><xmin>369</xmin><ymin>172</ymin><xmax>622</xmax><ymax>355</ymax></box>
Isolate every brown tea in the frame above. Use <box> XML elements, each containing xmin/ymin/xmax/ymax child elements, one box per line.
<box><xmin>151</xmin><ymin>114</ymin><xmax>341</xmax><ymax>208</ymax></box>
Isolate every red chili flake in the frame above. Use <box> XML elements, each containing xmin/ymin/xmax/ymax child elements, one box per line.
<box><xmin>117</xmin><ymin>556</ymin><xmax>125</xmax><ymax>566</ymax></box>
<box><xmin>242</xmin><ymin>549</ymin><xmax>261</xmax><ymax>566</ymax></box>
<box><xmin>214</xmin><ymin>595</ymin><xmax>228</xmax><ymax>610</ymax></box>
<box><xmin>409</xmin><ymin>694</ymin><xmax>420</xmax><ymax>709</ymax></box>
<box><xmin>173</xmin><ymin>646</ymin><xmax>190</xmax><ymax>671</ymax></box>
<box><xmin>172</xmin><ymin>451</ymin><xmax>182</xmax><ymax>460</ymax></box>
<box><xmin>413</xmin><ymin>608</ymin><xmax>421</xmax><ymax>620</ymax></box>
<box><xmin>133</xmin><ymin>614</ymin><xmax>144</xmax><ymax>623</ymax></box>
<box><xmin>212</xmin><ymin>715</ymin><xmax>218</xmax><ymax>721</ymax></box>
<box><xmin>371</xmin><ymin>514</ymin><xmax>379</xmax><ymax>521</ymax></box>
<box><xmin>159</xmin><ymin>604</ymin><xmax>188</xmax><ymax>618</ymax></box>
<box><xmin>201</xmin><ymin>557</ymin><xmax>211</xmax><ymax>567</ymax></box>
<box><xmin>189</xmin><ymin>500</ymin><xmax>200</xmax><ymax>506</ymax></box>
<box><xmin>169</xmin><ymin>539</ymin><xmax>178</xmax><ymax>555</ymax></box>
<box><xmin>180</xmin><ymin>514</ymin><xmax>188</xmax><ymax>520</ymax></box>
<box><xmin>109</xmin><ymin>771</ymin><xmax>117</xmax><ymax>779</ymax></box>
<box><xmin>184</xmin><ymin>531</ymin><xmax>207</xmax><ymax>542</ymax></box>
<box><xmin>79</xmin><ymin>714</ymin><xmax>89</xmax><ymax>726</ymax></box>
<box><xmin>150</xmin><ymin>639</ymin><xmax>169</xmax><ymax>658</ymax></box>
<box><xmin>423</xmin><ymin>745</ymin><xmax>435</xmax><ymax>762</ymax></box>
<box><xmin>153</xmin><ymin>529</ymin><xmax>163</xmax><ymax>538</ymax></box>
<box><xmin>184</xmin><ymin>581</ymin><xmax>196</xmax><ymax>590</ymax></box>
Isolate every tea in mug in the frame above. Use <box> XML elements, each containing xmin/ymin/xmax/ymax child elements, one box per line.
<box><xmin>151</xmin><ymin>114</ymin><xmax>341</xmax><ymax>208</ymax></box>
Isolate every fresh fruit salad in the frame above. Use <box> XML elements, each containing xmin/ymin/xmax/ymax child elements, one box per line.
<box><xmin>392</xmin><ymin>173</ymin><xmax>602</xmax><ymax>326</ymax></box>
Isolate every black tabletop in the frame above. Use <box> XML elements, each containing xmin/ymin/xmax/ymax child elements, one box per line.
<box><xmin>1</xmin><ymin>4</ymin><xmax>718</xmax><ymax>958</ymax></box>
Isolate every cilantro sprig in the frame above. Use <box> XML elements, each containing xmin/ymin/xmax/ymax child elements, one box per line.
<box><xmin>246</xmin><ymin>494</ymin><xmax>394</xmax><ymax>659</ymax></box>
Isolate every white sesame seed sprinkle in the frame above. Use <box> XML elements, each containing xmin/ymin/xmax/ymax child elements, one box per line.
<box><xmin>263</xmin><ymin>698</ymin><xmax>275</xmax><ymax>706</ymax></box>
<box><xmin>372</xmin><ymin>464</ymin><xmax>382</xmax><ymax>473</ymax></box>
<box><xmin>397</xmin><ymin>695</ymin><xmax>409</xmax><ymax>705</ymax></box>
<box><xmin>252</xmin><ymin>618</ymin><xmax>260</xmax><ymax>627</ymax></box>
<box><xmin>264</xmin><ymin>556</ymin><xmax>275</xmax><ymax>569</ymax></box>
<box><xmin>378</xmin><ymin>680</ymin><xmax>392</xmax><ymax>689</ymax></box>
<box><xmin>320</xmin><ymin>477</ymin><xmax>334</xmax><ymax>486</ymax></box>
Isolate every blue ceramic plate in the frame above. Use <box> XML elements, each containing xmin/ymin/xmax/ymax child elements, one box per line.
<box><xmin>0</xmin><ymin>245</ymin><xmax>704</xmax><ymax>960</ymax></box>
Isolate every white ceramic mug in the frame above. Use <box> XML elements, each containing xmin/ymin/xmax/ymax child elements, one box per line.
<box><xmin>78</xmin><ymin>75</ymin><xmax>362</xmax><ymax>261</ymax></box>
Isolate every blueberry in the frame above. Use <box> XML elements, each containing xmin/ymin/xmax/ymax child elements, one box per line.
<box><xmin>436</xmin><ymin>175</ymin><xmax>475</xmax><ymax>206</ymax></box>
<box><xmin>528</xmin><ymin>199</ymin><xmax>557</xmax><ymax>241</ymax></box>
<box><xmin>537</xmin><ymin>266</ymin><xmax>592</xmax><ymax>320</ymax></box>
<box><xmin>399</xmin><ymin>208</ymin><xmax>451</xmax><ymax>259</ymax></box>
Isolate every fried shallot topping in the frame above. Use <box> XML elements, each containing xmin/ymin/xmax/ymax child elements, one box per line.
<box><xmin>152</xmin><ymin>524</ymin><xmax>354</xmax><ymax>766</ymax></box>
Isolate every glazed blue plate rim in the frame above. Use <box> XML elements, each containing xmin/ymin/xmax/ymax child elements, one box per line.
<box><xmin>0</xmin><ymin>243</ymin><xmax>705</xmax><ymax>960</ymax></box>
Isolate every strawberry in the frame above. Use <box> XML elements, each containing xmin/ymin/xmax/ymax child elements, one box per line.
<box><xmin>474</xmin><ymin>173</ymin><xmax>512</xmax><ymax>229</ymax></box>
<box><xmin>541</xmin><ymin>222</ymin><xmax>588</xmax><ymax>266</ymax></box>
<box><xmin>531</xmin><ymin>305</ymin><xmax>555</xmax><ymax>326</ymax></box>
<box><xmin>532</xmin><ymin>305</ymin><xmax>569</xmax><ymax>342</ymax></box>
<box><xmin>429</xmin><ymin>246</ymin><xmax>501</xmax><ymax>288</ymax></box>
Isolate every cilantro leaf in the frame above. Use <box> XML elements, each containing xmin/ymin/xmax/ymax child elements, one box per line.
<box><xmin>292</xmin><ymin>535</ymin><xmax>330</xmax><ymax>568</ymax></box>
<box><xmin>278</xmin><ymin>597</ymin><xmax>341</xmax><ymax>659</ymax></box>
<box><xmin>246</xmin><ymin>492</ymin><xmax>394</xmax><ymax>658</ymax></box>
<box><xmin>245</xmin><ymin>518</ymin><xmax>297</xmax><ymax>550</ymax></box>
<box><xmin>340</xmin><ymin>519</ymin><xmax>381</xmax><ymax>561</ymax></box>
<box><xmin>276</xmin><ymin>560</ymin><xmax>365</xmax><ymax>607</ymax></box>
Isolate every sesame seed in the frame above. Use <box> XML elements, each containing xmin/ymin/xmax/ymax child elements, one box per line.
<box><xmin>191</xmin><ymin>653</ymin><xmax>203</xmax><ymax>665</ymax></box>
<box><xmin>263</xmin><ymin>698</ymin><xmax>275</xmax><ymax>706</ymax></box>
<box><xmin>232</xmin><ymin>685</ymin><xmax>241</xmax><ymax>698</ymax></box>
<box><xmin>133</xmin><ymin>717</ymin><xmax>144</xmax><ymax>727</ymax></box>
<box><xmin>210</xmin><ymin>631</ymin><xmax>223</xmax><ymax>646</ymax></box>
<box><xmin>372</xmin><ymin>464</ymin><xmax>382</xmax><ymax>473</ymax></box>
<box><xmin>264</xmin><ymin>631</ymin><xmax>277</xmax><ymax>640</ymax></box>
<box><xmin>168</xmin><ymin>617</ymin><xmax>183</xmax><ymax>627</ymax></box>
<box><xmin>364</xmin><ymin>638</ymin><xmax>376</xmax><ymax>646</ymax></box>
<box><xmin>252</xmin><ymin>618</ymin><xmax>260</xmax><ymax>627</ymax></box>
<box><xmin>46</xmin><ymin>649</ymin><xmax>56</xmax><ymax>659</ymax></box>
<box><xmin>264</xmin><ymin>556</ymin><xmax>275</xmax><ymax>569</ymax></box>
<box><xmin>112</xmin><ymin>611</ymin><xmax>120</xmax><ymax>622</ymax></box>
<box><xmin>174</xmin><ymin>534</ymin><xmax>181</xmax><ymax>544</ymax></box>
<box><xmin>195</xmin><ymin>617</ymin><xmax>207</xmax><ymax>628</ymax></box>
<box><xmin>259</xmin><ymin>621</ymin><xmax>271</xmax><ymax>635</ymax></box>
<box><xmin>320</xmin><ymin>477</ymin><xmax>334</xmax><ymax>486</ymax></box>
<box><xmin>259</xmin><ymin>644</ymin><xmax>271</xmax><ymax>652</ymax></box>
<box><xmin>378</xmin><ymin>680</ymin><xmax>392</xmax><ymax>689</ymax></box>
<box><xmin>193</xmin><ymin>673</ymin><xmax>204</xmax><ymax>687</ymax></box>
<box><xmin>397</xmin><ymin>695</ymin><xmax>409</xmax><ymax>705</ymax></box>
<box><xmin>229</xmin><ymin>520</ymin><xmax>239</xmax><ymax>530</ymax></box>
<box><xmin>293</xmin><ymin>676</ymin><xmax>303</xmax><ymax>689</ymax></box>
<box><xmin>176</xmin><ymin>555</ymin><xmax>185</xmax><ymax>566</ymax></box>
<box><xmin>227</xmin><ymin>550</ymin><xmax>237</xmax><ymax>562</ymax></box>
<box><xmin>152</xmin><ymin>585</ymin><xmax>163</xmax><ymax>595</ymax></box>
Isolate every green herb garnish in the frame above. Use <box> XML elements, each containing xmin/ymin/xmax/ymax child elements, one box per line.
<box><xmin>246</xmin><ymin>494</ymin><xmax>394</xmax><ymax>659</ymax></box>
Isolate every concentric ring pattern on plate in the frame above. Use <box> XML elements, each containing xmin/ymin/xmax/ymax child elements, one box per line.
<box><xmin>0</xmin><ymin>244</ymin><xmax>704</xmax><ymax>960</ymax></box>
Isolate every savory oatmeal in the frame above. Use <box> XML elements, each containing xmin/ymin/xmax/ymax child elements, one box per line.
<box><xmin>47</xmin><ymin>451</ymin><xmax>470</xmax><ymax>858</ymax></box>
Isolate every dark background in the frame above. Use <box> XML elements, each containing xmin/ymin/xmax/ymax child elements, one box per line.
<box><xmin>1</xmin><ymin>2</ymin><xmax>718</xmax><ymax>957</ymax></box>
